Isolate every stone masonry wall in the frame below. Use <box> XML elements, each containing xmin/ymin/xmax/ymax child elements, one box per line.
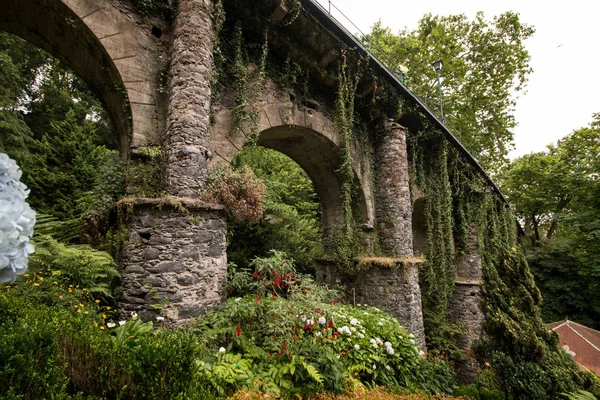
<box><xmin>118</xmin><ymin>199</ymin><xmax>227</xmax><ymax>323</ymax></box>
<box><xmin>375</xmin><ymin>121</ymin><xmax>413</xmax><ymax>258</ymax></box>
<box><xmin>164</xmin><ymin>0</ymin><xmax>214</xmax><ymax>197</ymax></box>
<box><xmin>317</xmin><ymin>259</ymin><xmax>426</xmax><ymax>347</ymax></box>
<box><xmin>449</xmin><ymin>224</ymin><xmax>485</xmax><ymax>383</ymax></box>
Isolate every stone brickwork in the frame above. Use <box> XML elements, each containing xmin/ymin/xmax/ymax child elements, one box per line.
<box><xmin>450</xmin><ymin>224</ymin><xmax>484</xmax><ymax>383</ymax></box>
<box><xmin>375</xmin><ymin>121</ymin><xmax>413</xmax><ymax>258</ymax></box>
<box><xmin>317</xmin><ymin>259</ymin><xmax>426</xmax><ymax>347</ymax></box>
<box><xmin>117</xmin><ymin>199</ymin><xmax>227</xmax><ymax>323</ymax></box>
<box><xmin>165</xmin><ymin>0</ymin><xmax>215</xmax><ymax>197</ymax></box>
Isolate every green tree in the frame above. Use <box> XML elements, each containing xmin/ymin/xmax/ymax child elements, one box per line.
<box><xmin>0</xmin><ymin>32</ymin><xmax>123</xmax><ymax>239</ymax></box>
<box><xmin>365</xmin><ymin>12</ymin><xmax>534</xmax><ymax>171</ymax></box>
<box><xmin>500</xmin><ymin>113</ymin><xmax>600</xmax><ymax>328</ymax></box>
<box><xmin>228</xmin><ymin>146</ymin><xmax>323</xmax><ymax>273</ymax></box>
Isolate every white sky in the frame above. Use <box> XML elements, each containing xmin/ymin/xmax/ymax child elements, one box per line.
<box><xmin>314</xmin><ymin>0</ymin><xmax>600</xmax><ymax>158</ymax></box>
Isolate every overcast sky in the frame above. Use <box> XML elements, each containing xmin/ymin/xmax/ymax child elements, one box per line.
<box><xmin>314</xmin><ymin>0</ymin><xmax>600</xmax><ymax>158</ymax></box>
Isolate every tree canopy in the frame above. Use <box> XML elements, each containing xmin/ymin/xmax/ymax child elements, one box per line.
<box><xmin>365</xmin><ymin>12</ymin><xmax>534</xmax><ymax>171</ymax></box>
<box><xmin>499</xmin><ymin>113</ymin><xmax>600</xmax><ymax>328</ymax></box>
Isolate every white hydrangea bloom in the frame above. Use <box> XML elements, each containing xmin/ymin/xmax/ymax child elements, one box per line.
<box><xmin>349</xmin><ymin>318</ymin><xmax>358</xmax><ymax>326</ymax></box>
<box><xmin>384</xmin><ymin>341</ymin><xmax>392</xmax><ymax>348</ymax></box>
<box><xmin>318</xmin><ymin>316</ymin><xmax>326</xmax><ymax>325</ymax></box>
<box><xmin>354</xmin><ymin>344</ymin><xmax>360</xmax><ymax>350</ymax></box>
<box><xmin>0</xmin><ymin>154</ymin><xmax>36</xmax><ymax>283</ymax></box>
<box><xmin>386</xmin><ymin>347</ymin><xmax>395</xmax><ymax>355</ymax></box>
<box><xmin>219</xmin><ymin>347</ymin><xmax>226</xmax><ymax>354</ymax></box>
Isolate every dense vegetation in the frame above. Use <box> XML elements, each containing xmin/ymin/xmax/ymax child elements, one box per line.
<box><xmin>1</xmin><ymin>2</ymin><xmax>600</xmax><ymax>398</ymax></box>
<box><xmin>499</xmin><ymin>114</ymin><xmax>600</xmax><ymax>329</ymax></box>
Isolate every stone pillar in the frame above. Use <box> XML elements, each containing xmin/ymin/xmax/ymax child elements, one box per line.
<box><xmin>449</xmin><ymin>223</ymin><xmax>485</xmax><ymax>383</ymax></box>
<box><xmin>375</xmin><ymin>121</ymin><xmax>413</xmax><ymax>258</ymax></box>
<box><xmin>164</xmin><ymin>0</ymin><xmax>215</xmax><ymax>197</ymax></box>
<box><xmin>117</xmin><ymin>199</ymin><xmax>227</xmax><ymax>324</ymax></box>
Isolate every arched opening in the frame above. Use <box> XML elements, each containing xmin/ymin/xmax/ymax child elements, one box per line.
<box><xmin>412</xmin><ymin>197</ymin><xmax>428</xmax><ymax>256</ymax></box>
<box><xmin>0</xmin><ymin>0</ymin><xmax>131</xmax><ymax>155</ymax></box>
<box><xmin>257</xmin><ymin>125</ymin><xmax>370</xmax><ymax>234</ymax></box>
<box><xmin>0</xmin><ymin>30</ymin><xmax>124</xmax><ymax>244</ymax></box>
<box><xmin>222</xmin><ymin>125</ymin><xmax>372</xmax><ymax>273</ymax></box>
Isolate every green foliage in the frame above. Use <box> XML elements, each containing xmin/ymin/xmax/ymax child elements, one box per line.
<box><xmin>473</xmin><ymin>197</ymin><xmax>586</xmax><ymax>399</ymax></box>
<box><xmin>454</xmin><ymin>384</ymin><xmax>504</xmax><ymax>400</ymax></box>
<box><xmin>365</xmin><ymin>12</ymin><xmax>534</xmax><ymax>171</ymax></box>
<box><xmin>228</xmin><ymin>146</ymin><xmax>322</xmax><ymax>273</ymax></box>
<box><xmin>28</xmin><ymin>235</ymin><xmax>119</xmax><ymax>298</ymax></box>
<box><xmin>131</xmin><ymin>0</ymin><xmax>178</xmax><ymax>20</ymax></box>
<box><xmin>0</xmin><ymin>32</ymin><xmax>124</xmax><ymax>245</ymax></box>
<box><xmin>499</xmin><ymin>113</ymin><xmax>600</xmax><ymax>328</ymax></box>
<box><xmin>196</xmin><ymin>251</ymin><xmax>455</xmax><ymax>397</ymax></box>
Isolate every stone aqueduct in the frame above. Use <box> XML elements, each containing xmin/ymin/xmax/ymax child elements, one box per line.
<box><xmin>1</xmin><ymin>0</ymin><xmax>501</xmax><ymax>379</ymax></box>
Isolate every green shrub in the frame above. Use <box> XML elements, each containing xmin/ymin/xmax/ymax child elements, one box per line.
<box><xmin>195</xmin><ymin>251</ymin><xmax>456</xmax><ymax>397</ymax></box>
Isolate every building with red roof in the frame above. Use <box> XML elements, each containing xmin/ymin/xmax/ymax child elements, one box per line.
<box><xmin>547</xmin><ymin>319</ymin><xmax>600</xmax><ymax>376</ymax></box>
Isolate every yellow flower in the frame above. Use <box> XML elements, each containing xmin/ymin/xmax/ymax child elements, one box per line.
<box><xmin>24</xmin><ymin>273</ymin><xmax>30</xmax><ymax>277</ymax></box>
<box><xmin>38</xmin><ymin>276</ymin><xmax>44</xmax><ymax>281</ymax></box>
<box><xmin>33</xmin><ymin>283</ymin><xmax>40</xmax><ymax>287</ymax></box>
<box><xmin>102</xmin><ymin>314</ymin><xmax>107</xmax><ymax>319</ymax></box>
<box><xmin>79</xmin><ymin>303</ymin><xmax>84</xmax><ymax>307</ymax></box>
<box><xmin>106</xmin><ymin>306</ymin><xmax>111</xmax><ymax>310</ymax></box>
<box><xmin>53</xmin><ymin>282</ymin><xmax>58</xmax><ymax>285</ymax></box>
<box><xmin>77</xmin><ymin>309</ymin><xmax>81</xmax><ymax>313</ymax></box>
<box><xmin>84</xmin><ymin>311</ymin><xmax>89</xmax><ymax>315</ymax></box>
<box><xmin>68</xmin><ymin>288</ymin><xmax>73</xmax><ymax>292</ymax></box>
<box><xmin>95</xmin><ymin>299</ymin><xmax>100</xmax><ymax>304</ymax></box>
<box><xmin>100</xmin><ymin>326</ymin><xmax>105</xmax><ymax>330</ymax></box>
<box><xmin>74</xmin><ymin>305</ymin><xmax>78</xmax><ymax>309</ymax></box>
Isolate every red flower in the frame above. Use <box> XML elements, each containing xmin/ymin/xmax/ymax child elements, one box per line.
<box><xmin>236</xmin><ymin>326</ymin><xmax>241</xmax><ymax>336</ymax></box>
<box><xmin>327</xmin><ymin>320</ymin><xmax>334</xmax><ymax>328</ymax></box>
<box><xmin>249</xmin><ymin>318</ymin><xmax>253</xmax><ymax>325</ymax></box>
<box><xmin>253</xmin><ymin>271</ymin><xmax>259</xmax><ymax>279</ymax></box>
<box><xmin>255</xmin><ymin>295</ymin><xmax>261</xmax><ymax>303</ymax></box>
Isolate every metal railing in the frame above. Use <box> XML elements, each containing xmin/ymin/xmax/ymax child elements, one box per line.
<box><xmin>301</xmin><ymin>0</ymin><xmax>512</xmax><ymax>209</ymax></box>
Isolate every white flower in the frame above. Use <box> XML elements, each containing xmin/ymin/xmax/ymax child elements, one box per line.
<box><xmin>375</xmin><ymin>338</ymin><xmax>383</xmax><ymax>345</ymax></box>
<box><xmin>378</xmin><ymin>322</ymin><xmax>383</xmax><ymax>326</ymax></box>
<box><xmin>370</xmin><ymin>339</ymin><xmax>376</xmax><ymax>345</ymax></box>
<box><xmin>107</xmin><ymin>322</ymin><xmax>116</xmax><ymax>328</ymax></box>
<box><xmin>357</xmin><ymin>333</ymin><xmax>364</xmax><ymax>339</ymax></box>
<box><xmin>350</xmin><ymin>327</ymin><xmax>356</xmax><ymax>332</ymax></box>
<box><xmin>156</xmin><ymin>316</ymin><xmax>165</xmax><ymax>322</ymax></box>
<box><xmin>386</xmin><ymin>347</ymin><xmax>395</xmax><ymax>355</ymax></box>
<box><xmin>418</xmin><ymin>350</ymin><xmax>425</xmax><ymax>357</ymax></box>
<box><xmin>372</xmin><ymin>364</ymin><xmax>376</xmax><ymax>370</ymax></box>
<box><xmin>219</xmin><ymin>347</ymin><xmax>226</xmax><ymax>354</ymax></box>
<box><xmin>0</xmin><ymin>154</ymin><xmax>36</xmax><ymax>283</ymax></box>
<box><xmin>300</xmin><ymin>315</ymin><xmax>306</xmax><ymax>322</ymax></box>
<box><xmin>385</xmin><ymin>341</ymin><xmax>392</xmax><ymax>348</ymax></box>
<box><xmin>385</xmin><ymin>365</ymin><xmax>391</xmax><ymax>371</ymax></box>
<box><xmin>354</xmin><ymin>344</ymin><xmax>360</xmax><ymax>350</ymax></box>
<box><xmin>318</xmin><ymin>316</ymin><xmax>326</xmax><ymax>325</ymax></box>
<box><xmin>316</xmin><ymin>332</ymin><xmax>322</xmax><ymax>337</ymax></box>
<box><xmin>356</xmin><ymin>303</ymin><xmax>361</xmax><ymax>307</ymax></box>
<box><xmin>350</xmin><ymin>318</ymin><xmax>358</xmax><ymax>326</ymax></box>
<box><xmin>131</xmin><ymin>311</ymin><xmax>138</xmax><ymax>320</ymax></box>
<box><xmin>408</xmin><ymin>333</ymin><xmax>415</xmax><ymax>339</ymax></box>
<box><xmin>234</xmin><ymin>297</ymin><xmax>242</xmax><ymax>302</ymax></box>
<box><xmin>337</xmin><ymin>327</ymin><xmax>343</xmax><ymax>333</ymax></box>
<box><xmin>306</xmin><ymin>319</ymin><xmax>314</xmax><ymax>326</ymax></box>
<box><xmin>336</xmin><ymin>355</ymin><xmax>340</xmax><ymax>359</ymax></box>
<box><xmin>409</xmin><ymin>339</ymin><xmax>415</xmax><ymax>345</ymax></box>
<box><xmin>119</xmin><ymin>320</ymin><xmax>126</xmax><ymax>326</ymax></box>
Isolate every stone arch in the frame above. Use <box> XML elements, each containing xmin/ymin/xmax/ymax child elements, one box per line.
<box><xmin>0</xmin><ymin>0</ymin><xmax>165</xmax><ymax>155</ymax></box>
<box><xmin>210</xmin><ymin>79</ymin><xmax>375</xmax><ymax>236</ymax></box>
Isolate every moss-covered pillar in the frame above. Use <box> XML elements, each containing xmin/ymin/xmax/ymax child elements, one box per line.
<box><xmin>373</xmin><ymin>121</ymin><xmax>425</xmax><ymax>346</ymax></box>
<box><xmin>449</xmin><ymin>223</ymin><xmax>484</xmax><ymax>383</ymax></box>
<box><xmin>375</xmin><ymin>121</ymin><xmax>413</xmax><ymax>257</ymax></box>
<box><xmin>164</xmin><ymin>0</ymin><xmax>215</xmax><ymax>197</ymax></box>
